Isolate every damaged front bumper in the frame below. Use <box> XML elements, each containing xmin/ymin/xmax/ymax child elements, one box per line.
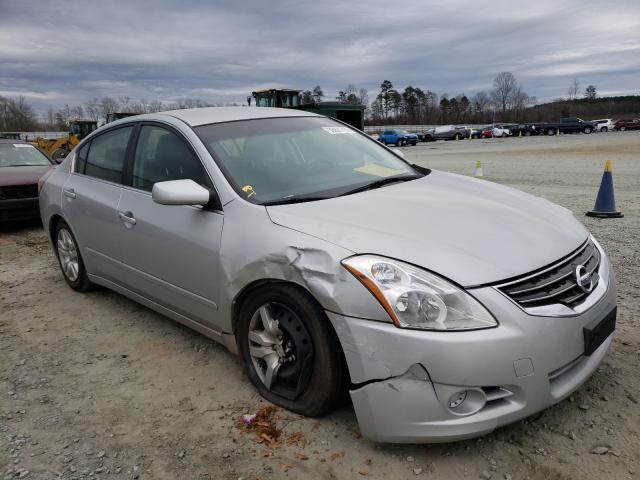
<box><xmin>327</xmin><ymin>263</ymin><xmax>616</xmax><ymax>443</ymax></box>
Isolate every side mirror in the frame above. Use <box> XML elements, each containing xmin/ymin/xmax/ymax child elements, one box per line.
<box><xmin>391</xmin><ymin>148</ymin><xmax>405</xmax><ymax>159</ymax></box>
<box><xmin>152</xmin><ymin>179</ymin><xmax>211</xmax><ymax>206</ymax></box>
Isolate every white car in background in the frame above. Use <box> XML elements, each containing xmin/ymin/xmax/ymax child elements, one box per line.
<box><xmin>593</xmin><ymin>119</ymin><xmax>614</xmax><ymax>132</ymax></box>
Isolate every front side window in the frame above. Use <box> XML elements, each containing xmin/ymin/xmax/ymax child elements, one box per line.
<box><xmin>132</xmin><ymin>125</ymin><xmax>209</xmax><ymax>192</ymax></box>
<box><xmin>196</xmin><ymin>117</ymin><xmax>418</xmax><ymax>204</ymax></box>
<box><xmin>82</xmin><ymin>126</ymin><xmax>132</xmax><ymax>183</ymax></box>
<box><xmin>74</xmin><ymin>143</ymin><xmax>90</xmax><ymax>173</ymax></box>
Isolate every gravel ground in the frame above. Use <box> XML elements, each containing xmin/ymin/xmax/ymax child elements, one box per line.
<box><xmin>1</xmin><ymin>131</ymin><xmax>639</xmax><ymax>480</ymax></box>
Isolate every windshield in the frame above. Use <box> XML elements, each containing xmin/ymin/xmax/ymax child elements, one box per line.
<box><xmin>0</xmin><ymin>143</ymin><xmax>52</xmax><ymax>167</ymax></box>
<box><xmin>195</xmin><ymin>117</ymin><xmax>418</xmax><ymax>204</ymax></box>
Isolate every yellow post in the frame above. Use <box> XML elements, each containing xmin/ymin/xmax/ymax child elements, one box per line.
<box><xmin>519</xmin><ymin>129</ymin><xmax>522</xmax><ymax>137</ymax></box>
<box><xmin>474</xmin><ymin>160</ymin><xmax>483</xmax><ymax>178</ymax></box>
<box><xmin>605</xmin><ymin>159</ymin><xmax>612</xmax><ymax>172</ymax></box>
<box><xmin>556</xmin><ymin>128</ymin><xmax>560</xmax><ymax>136</ymax></box>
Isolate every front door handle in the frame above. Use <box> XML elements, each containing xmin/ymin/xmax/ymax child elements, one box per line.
<box><xmin>63</xmin><ymin>188</ymin><xmax>76</xmax><ymax>199</ymax></box>
<box><xmin>118</xmin><ymin>211</ymin><xmax>136</xmax><ymax>226</ymax></box>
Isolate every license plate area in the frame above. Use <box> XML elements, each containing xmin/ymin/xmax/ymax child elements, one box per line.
<box><xmin>583</xmin><ymin>307</ymin><xmax>616</xmax><ymax>356</ymax></box>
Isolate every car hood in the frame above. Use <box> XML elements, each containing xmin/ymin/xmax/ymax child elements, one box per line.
<box><xmin>0</xmin><ymin>165</ymin><xmax>53</xmax><ymax>186</ymax></box>
<box><xmin>266</xmin><ymin>170</ymin><xmax>589</xmax><ymax>286</ymax></box>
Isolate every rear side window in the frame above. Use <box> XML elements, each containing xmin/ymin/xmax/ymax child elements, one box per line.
<box><xmin>131</xmin><ymin>125</ymin><xmax>209</xmax><ymax>192</ymax></box>
<box><xmin>83</xmin><ymin>127</ymin><xmax>133</xmax><ymax>183</ymax></box>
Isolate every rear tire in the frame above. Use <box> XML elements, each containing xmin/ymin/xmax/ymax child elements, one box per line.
<box><xmin>601</xmin><ymin>127</ymin><xmax>608</xmax><ymax>132</ymax></box>
<box><xmin>584</xmin><ymin>126</ymin><xmax>592</xmax><ymax>134</ymax></box>
<box><xmin>620</xmin><ymin>126</ymin><xmax>626</xmax><ymax>131</ymax></box>
<box><xmin>54</xmin><ymin>220</ymin><xmax>93</xmax><ymax>292</ymax></box>
<box><xmin>397</xmin><ymin>139</ymin><xmax>404</xmax><ymax>146</ymax></box>
<box><xmin>237</xmin><ymin>284</ymin><xmax>346</xmax><ymax>417</ymax></box>
<box><xmin>546</xmin><ymin>128</ymin><xmax>556</xmax><ymax>136</ymax></box>
<box><xmin>51</xmin><ymin>148</ymin><xmax>68</xmax><ymax>162</ymax></box>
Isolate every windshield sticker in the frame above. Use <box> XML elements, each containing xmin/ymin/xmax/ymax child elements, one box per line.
<box><xmin>353</xmin><ymin>164</ymin><xmax>406</xmax><ymax>178</ymax></box>
<box><xmin>13</xmin><ymin>144</ymin><xmax>34</xmax><ymax>148</ymax></box>
<box><xmin>321</xmin><ymin>126</ymin><xmax>355</xmax><ymax>135</ymax></box>
<box><xmin>242</xmin><ymin>185</ymin><xmax>257</xmax><ymax>198</ymax></box>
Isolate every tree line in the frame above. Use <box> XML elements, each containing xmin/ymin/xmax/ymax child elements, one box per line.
<box><xmin>2</xmin><ymin>73</ymin><xmax>638</xmax><ymax>132</ymax></box>
<box><xmin>368</xmin><ymin>72</ymin><xmax>536</xmax><ymax>124</ymax></box>
<box><xmin>0</xmin><ymin>96</ymin><xmax>220</xmax><ymax>132</ymax></box>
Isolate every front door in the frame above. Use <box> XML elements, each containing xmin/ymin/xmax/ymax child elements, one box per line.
<box><xmin>116</xmin><ymin>124</ymin><xmax>224</xmax><ymax>329</ymax></box>
<box><xmin>62</xmin><ymin>125</ymin><xmax>134</xmax><ymax>282</ymax></box>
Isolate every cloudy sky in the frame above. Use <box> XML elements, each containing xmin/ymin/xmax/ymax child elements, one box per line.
<box><xmin>1</xmin><ymin>0</ymin><xmax>639</xmax><ymax>114</ymax></box>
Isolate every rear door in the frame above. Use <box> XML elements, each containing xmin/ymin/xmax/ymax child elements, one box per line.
<box><xmin>62</xmin><ymin>125</ymin><xmax>134</xmax><ymax>282</ymax></box>
<box><xmin>116</xmin><ymin>123</ymin><xmax>224</xmax><ymax>329</ymax></box>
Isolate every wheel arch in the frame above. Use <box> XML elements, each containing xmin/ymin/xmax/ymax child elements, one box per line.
<box><xmin>231</xmin><ymin>278</ymin><xmax>325</xmax><ymax>337</ymax></box>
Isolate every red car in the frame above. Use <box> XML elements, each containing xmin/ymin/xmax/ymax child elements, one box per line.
<box><xmin>0</xmin><ymin>139</ymin><xmax>55</xmax><ymax>222</ymax></box>
<box><xmin>614</xmin><ymin>119</ymin><xmax>640</xmax><ymax>131</ymax></box>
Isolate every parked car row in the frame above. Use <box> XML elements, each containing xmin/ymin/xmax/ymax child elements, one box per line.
<box><xmin>376</xmin><ymin>117</ymin><xmax>640</xmax><ymax>145</ymax></box>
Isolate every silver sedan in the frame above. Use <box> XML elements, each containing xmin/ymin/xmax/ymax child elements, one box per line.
<box><xmin>39</xmin><ymin>107</ymin><xmax>616</xmax><ymax>443</ymax></box>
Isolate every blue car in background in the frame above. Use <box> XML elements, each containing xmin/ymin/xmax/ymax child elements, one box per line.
<box><xmin>378</xmin><ymin>129</ymin><xmax>419</xmax><ymax>146</ymax></box>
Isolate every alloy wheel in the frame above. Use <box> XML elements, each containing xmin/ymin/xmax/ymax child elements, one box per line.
<box><xmin>57</xmin><ymin>228</ymin><xmax>79</xmax><ymax>282</ymax></box>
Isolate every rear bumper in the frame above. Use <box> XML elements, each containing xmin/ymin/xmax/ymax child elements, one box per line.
<box><xmin>0</xmin><ymin>197</ymin><xmax>41</xmax><ymax>222</ymax></box>
<box><xmin>328</xmin><ymin>261</ymin><xmax>616</xmax><ymax>443</ymax></box>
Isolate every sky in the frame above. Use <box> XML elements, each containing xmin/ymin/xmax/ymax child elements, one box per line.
<box><xmin>1</xmin><ymin>0</ymin><xmax>639</xmax><ymax>115</ymax></box>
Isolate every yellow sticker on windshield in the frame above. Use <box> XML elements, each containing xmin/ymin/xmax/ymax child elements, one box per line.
<box><xmin>353</xmin><ymin>164</ymin><xmax>406</xmax><ymax>177</ymax></box>
<box><xmin>242</xmin><ymin>185</ymin><xmax>256</xmax><ymax>198</ymax></box>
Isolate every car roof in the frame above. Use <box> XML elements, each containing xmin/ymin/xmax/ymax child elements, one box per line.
<box><xmin>130</xmin><ymin>106</ymin><xmax>322</xmax><ymax>127</ymax></box>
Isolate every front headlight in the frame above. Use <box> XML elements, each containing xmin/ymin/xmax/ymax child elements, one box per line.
<box><xmin>342</xmin><ymin>255</ymin><xmax>497</xmax><ymax>331</ymax></box>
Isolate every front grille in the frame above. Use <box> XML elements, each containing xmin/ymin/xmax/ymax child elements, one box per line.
<box><xmin>498</xmin><ymin>240</ymin><xmax>600</xmax><ymax>309</ymax></box>
<box><xmin>0</xmin><ymin>184</ymin><xmax>38</xmax><ymax>200</ymax></box>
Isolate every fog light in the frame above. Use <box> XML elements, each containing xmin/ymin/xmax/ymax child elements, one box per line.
<box><xmin>448</xmin><ymin>391</ymin><xmax>468</xmax><ymax>408</ymax></box>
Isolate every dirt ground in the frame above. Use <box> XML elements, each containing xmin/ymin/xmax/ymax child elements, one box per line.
<box><xmin>1</xmin><ymin>132</ymin><xmax>639</xmax><ymax>480</ymax></box>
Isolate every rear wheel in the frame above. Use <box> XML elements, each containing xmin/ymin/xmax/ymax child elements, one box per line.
<box><xmin>51</xmin><ymin>148</ymin><xmax>68</xmax><ymax>162</ymax></box>
<box><xmin>238</xmin><ymin>285</ymin><xmax>346</xmax><ymax>417</ymax></box>
<box><xmin>454</xmin><ymin>133</ymin><xmax>461</xmax><ymax>140</ymax></box>
<box><xmin>584</xmin><ymin>126</ymin><xmax>593</xmax><ymax>134</ymax></box>
<box><xmin>620</xmin><ymin>126</ymin><xmax>626</xmax><ymax>131</ymax></box>
<box><xmin>546</xmin><ymin>128</ymin><xmax>556</xmax><ymax>136</ymax></box>
<box><xmin>397</xmin><ymin>138</ymin><xmax>405</xmax><ymax>146</ymax></box>
<box><xmin>601</xmin><ymin>127</ymin><xmax>608</xmax><ymax>132</ymax></box>
<box><xmin>54</xmin><ymin>220</ymin><xmax>93</xmax><ymax>292</ymax></box>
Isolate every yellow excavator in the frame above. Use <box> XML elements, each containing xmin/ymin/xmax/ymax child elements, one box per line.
<box><xmin>32</xmin><ymin>120</ymin><xmax>98</xmax><ymax>162</ymax></box>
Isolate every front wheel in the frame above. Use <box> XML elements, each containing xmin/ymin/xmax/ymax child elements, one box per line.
<box><xmin>601</xmin><ymin>127</ymin><xmax>608</xmax><ymax>132</ymax></box>
<box><xmin>397</xmin><ymin>139</ymin><xmax>404</xmax><ymax>146</ymax></box>
<box><xmin>620</xmin><ymin>126</ymin><xmax>626</xmax><ymax>131</ymax></box>
<box><xmin>54</xmin><ymin>220</ymin><xmax>93</xmax><ymax>291</ymax></box>
<box><xmin>546</xmin><ymin>128</ymin><xmax>556</xmax><ymax>136</ymax></box>
<box><xmin>238</xmin><ymin>285</ymin><xmax>346</xmax><ymax>417</ymax></box>
<box><xmin>584</xmin><ymin>127</ymin><xmax>592</xmax><ymax>134</ymax></box>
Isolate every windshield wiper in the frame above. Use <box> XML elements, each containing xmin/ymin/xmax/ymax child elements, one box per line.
<box><xmin>262</xmin><ymin>195</ymin><xmax>331</xmax><ymax>206</ymax></box>
<box><xmin>337</xmin><ymin>174</ymin><xmax>422</xmax><ymax>197</ymax></box>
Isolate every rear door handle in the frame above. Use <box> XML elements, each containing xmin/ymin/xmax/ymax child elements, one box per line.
<box><xmin>118</xmin><ymin>211</ymin><xmax>136</xmax><ymax>226</ymax></box>
<box><xmin>63</xmin><ymin>188</ymin><xmax>76</xmax><ymax>199</ymax></box>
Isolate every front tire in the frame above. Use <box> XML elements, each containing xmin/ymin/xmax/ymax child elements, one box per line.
<box><xmin>546</xmin><ymin>128</ymin><xmax>556</xmax><ymax>136</ymax></box>
<box><xmin>601</xmin><ymin>127</ymin><xmax>608</xmax><ymax>132</ymax></box>
<box><xmin>238</xmin><ymin>284</ymin><xmax>346</xmax><ymax>417</ymax></box>
<box><xmin>620</xmin><ymin>126</ymin><xmax>626</xmax><ymax>131</ymax></box>
<box><xmin>54</xmin><ymin>220</ymin><xmax>93</xmax><ymax>292</ymax></box>
<box><xmin>397</xmin><ymin>139</ymin><xmax>405</xmax><ymax>146</ymax></box>
<box><xmin>584</xmin><ymin>126</ymin><xmax>593</xmax><ymax>134</ymax></box>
